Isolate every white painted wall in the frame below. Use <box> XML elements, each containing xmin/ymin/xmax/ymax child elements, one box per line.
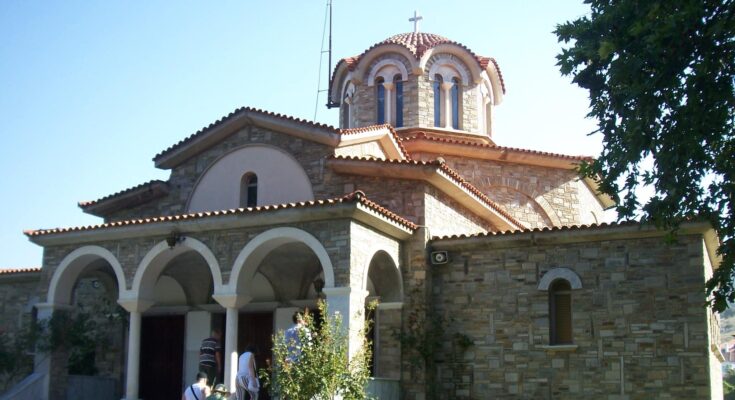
<box><xmin>184</xmin><ymin>311</ymin><xmax>212</xmax><ymax>384</ymax></box>
<box><xmin>188</xmin><ymin>145</ymin><xmax>315</xmax><ymax>212</ymax></box>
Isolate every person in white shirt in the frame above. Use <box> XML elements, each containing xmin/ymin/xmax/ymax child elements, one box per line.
<box><xmin>182</xmin><ymin>371</ymin><xmax>211</xmax><ymax>400</ymax></box>
<box><xmin>236</xmin><ymin>344</ymin><xmax>260</xmax><ymax>400</ymax></box>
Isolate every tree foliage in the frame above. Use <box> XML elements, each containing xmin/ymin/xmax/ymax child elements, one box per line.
<box><xmin>260</xmin><ymin>301</ymin><xmax>373</xmax><ymax>400</ymax></box>
<box><xmin>556</xmin><ymin>0</ymin><xmax>735</xmax><ymax>311</ymax></box>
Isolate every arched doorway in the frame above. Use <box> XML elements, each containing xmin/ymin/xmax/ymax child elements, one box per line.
<box><xmin>133</xmin><ymin>238</ymin><xmax>222</xmax><ymax>400</ymax></box>
<box><xmin>364</xmin><ymin>250</ymin><xmax>402</xmax><ymax>379</ymax></box>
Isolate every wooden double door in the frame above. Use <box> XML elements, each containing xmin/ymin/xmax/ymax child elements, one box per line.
<box><xmin>137</xmin><ymin>312</ymin><xmax>274</xmax><ymax>400</ymax></box>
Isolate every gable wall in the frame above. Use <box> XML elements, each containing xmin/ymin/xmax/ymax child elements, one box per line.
<box><xmin>429</xmin><ymin>233</ymin><xmax>715</xmax><ymax>399</ymax></box>
<box><xmin>106</xmin><ymin>126</ymin><xmax>337</xmax><ymax>221</ymax></box>
<box><xmin>409</xmin><ymin>153</ymin><xmax>603</xmax><ymax>228</ymax></box>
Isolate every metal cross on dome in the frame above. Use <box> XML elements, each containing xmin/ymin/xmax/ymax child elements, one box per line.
<box><xmin>409</xmin><ymin>10</ymin><xmax>423</xmax><ymax>33</ymax></box>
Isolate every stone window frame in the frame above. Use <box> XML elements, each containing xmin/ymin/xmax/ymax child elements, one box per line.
<box><xmin>537</xmin><ymin>267</ymin><xmax>582</xmax><ymax>348</ymax></box>
<box><xmin>428</xmin><ymin>58</ymin><xmax>466</xmax><ymax>130</ymax></box>
<box><xmin>367</xmin><ymin>60</ymin><xmax>408</xmax><ymax>126</ymax></box>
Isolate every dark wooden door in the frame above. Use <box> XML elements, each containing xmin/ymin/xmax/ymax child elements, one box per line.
<box><xmin>139</xmin><ymin>315</ymin><xmax>185</xmax><ymax>400</ymax></box>
<box><xmin>238</xmin><ymin>312</ymin><xmax>274</xmax><ymax>400</ymax></box>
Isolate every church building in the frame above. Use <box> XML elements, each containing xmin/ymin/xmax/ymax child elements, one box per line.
<box><xmin>1</xmin><ymin>23</ymin><xmax>725</xmax><ymax>400</ymax></box>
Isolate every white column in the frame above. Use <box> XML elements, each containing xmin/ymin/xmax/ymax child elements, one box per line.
<box><xmin>118</xmin><ymin>299</ymin><xmax>153</xmax><ymax>400</ymax></box>
<box><xmin>323</xmin><ymin>287</ymin><xmax>369</xmax><ymax>359</ymax></box>
<box><xmin>33</xmin><ymin>303</ymin><xmax>56</xmax><ymax>400</ymax></box>
<box><xmin>382</xmin><ymin>82</ymin><xmax>394</xmax><ymax>126</ymax></box>
<box><xmin>441</xmin><ymin>82</ymin><xmax>454</xmax><ymax>129</ymax></box>
<box><xmin>213</xmin><ymin>294</ymin><xmax>251</xmax><ymax>393</ymax></box>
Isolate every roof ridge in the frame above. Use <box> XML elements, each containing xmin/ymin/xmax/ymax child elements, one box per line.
<box><xmin>338</xmin><ymin>124</ymin><xmax>411</xmax><ymax>160</ymax></box>
<box><xmin>0</xmin><ymin>267</ymin><xmax>42</xmax><ymax>275</ymax></box>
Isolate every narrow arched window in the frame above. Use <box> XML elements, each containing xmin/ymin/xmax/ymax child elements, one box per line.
<box><xmin>433</xmin><ymin>74</ymin><xmax>443</xmax><ymax>127</ymax></box>
<box><xmin>240</xmin><ymin>172</ymin><xmax>258</xmax><ymax>207</ymax></box>
<box><xmin>376</xmin><ymin>77</ymin><xmax>385</xmax><ymax>124</ymax></box>
<box><xmin>451</xmin><ymin>77</ymin><xmax>460</xmax><ymax>130</ymax></box>
<box><xmin>393</xmin><ymin>74</ymin><xmax>403</xmax><ymax>128</ymax></box>
<box><xmin>341</xmin><ymin>93</ymin><xmax>350</xmax><ymax>129</ymax></box>
<box><xmin>549</xmin><ymin>280</ymin><xmax>572</xmax><ymax>345</ymax></box>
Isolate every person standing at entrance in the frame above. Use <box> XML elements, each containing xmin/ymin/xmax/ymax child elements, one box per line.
<box><xmin>236</xmin><ymin>344</ymin><xmax>260</xmax><ymax>400</ymax></box>
<box><xmin>199</xmin><ymin>329</ymin><xmax>223</xmax><ymax>386</ymax></box>
<box><xmin>182</xmin><ymin>371</ymin><xmax>211</xmax><ymax>400</ymax></box>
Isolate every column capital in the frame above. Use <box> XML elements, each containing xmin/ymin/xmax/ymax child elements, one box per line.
<box><xmin>382</xmin><ymin>82</ymin><xmax>395</xmax><ymax>91</ymax></box>
<box><xmin>117</xmin><ymin>298</ymin><xmax>154</xmax><ymax>313</ymax></box>
<box><xmin>441</xmin><ymin>82</ymin><xmax>454</xmax><ymax>91</ymax></box>
<box><xmin>212</xmin><ymin>293</ymin><xmax>252</xmax><ymax>309</ymax></box>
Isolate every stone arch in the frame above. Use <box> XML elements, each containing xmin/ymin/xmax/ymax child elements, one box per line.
<box><xmin>367</xmin><ymin>59</ymin><xmax>409</xmax><ymax>86</ymax></box>
<box><xmin>361</xmin><ymin>248</ymin><xmax>402</xmax><ymax>302</ymax></box>
<box><xmin>427</xmin><ymin>54</ymin><xmax>471</xmax><ymax>86</ymax></box>
<box><xmin>228</xmin><ymin>227</ymin><xmax>335</xmax><ymax>295</ymax></box>
<box><xmin>131</xmin><ymin>237</ymin><xmax>223</xmax><ymax>300</ymax></box>
<box><xmin>352</xmin><ymin>44</ymin><xmax>420</xmax><ymax>81</ymax></box>
<box><xmin>421</xmin><ymin>45</ymin><xmax>482</xmax><ymax>83</ymax></box>
<box><xmin>47</xmin><ymin>245</ymin><xmax>126</xmax><ymax>305</ymax></box>
<box><xmin>485</xmin><ymin>176</ymin><xmax>563</xmax><ymax>227</ymax></box>
<box><xmin>537</xmin><ymin>267</ymin><xmax>583</xmax><ymax>291</ymax></box>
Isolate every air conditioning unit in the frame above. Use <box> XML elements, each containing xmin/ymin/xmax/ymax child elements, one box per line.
<box><xmin>430</xmin><ymin>251</ymin><xmax>449</xmax><ymax>265</ymax></box>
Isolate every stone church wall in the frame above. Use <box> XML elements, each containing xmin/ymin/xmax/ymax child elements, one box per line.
<box><xmin>410</xmin><ymin>153</ymin><xmax>599</xmax><ymax>228</ymax></box>
<box><xmin>424</xmin><ymin>187</ymin><xmax>493</xmax><ymax>237</ymax></box>
<box><xmin>429</xmin><ymin>229</ymin><xmax>716</xmax><ymax>399</ymax></box>
<box><xmin>106</xmin><ymin>125</ymin><xmax>336</xmax><ymax>222</ymax></box>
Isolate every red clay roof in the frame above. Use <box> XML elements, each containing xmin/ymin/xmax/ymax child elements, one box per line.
<box><xmin>25</xmin><ymin>191</ymin><xmax>417</xmax><ymax>237</ymax></box>
<box><xmin>330</xmin><ymin>155</ymin><xmax>525</xmax><ymax>229</ymax></box>
<box><xmin>431</xmin><ymin>220</ymin><xmax>644</xmax><ymax>240</ymax></box>
<box><xmin>332</xmin><ymin>32</ymin><xmax>506</xmax><ymax>95</ymax></box>
<box><xmin>339</xmin><ymin>124</ymin><xmax>410</xmax><ymax>159</ymax></box>
<box><xmin>0</xmin><ymin>267</ymin><xmax>41</xmax><ymax>275</ymax></box>
<box><xmin>79</xmin><ymin>180</ymin><xmax>169</xmax><ymax>216</ymax></box>
<box><xmin>402</xmin><ymin>131</ymin><xmax>594</xmax><ymax>162</ymax></box>
<box><xmin>153</xmin><ymin>106</ymin><xmax>341</xmax><ymax>163</ymax></box>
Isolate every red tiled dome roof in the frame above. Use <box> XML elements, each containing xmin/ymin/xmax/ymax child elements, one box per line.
<box><xmin>331</xmin><ymin>32</ymin><xmax>506</xmax><ymax>99</ymax></box>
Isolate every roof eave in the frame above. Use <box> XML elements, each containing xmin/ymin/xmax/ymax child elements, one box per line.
<box><xmin>26</xmin><ymin>201</ymin><xmax>414</xmax><ymax>247</ymax></box>
<box><xmin>154</xmin><ymin>110</ymin><xmax>341</xmax><ymax>170</ymax></box>
<box><xmin>80</xmin><ymin>182</ymin><xmax>170</xmax><ymax>217</ymax></box>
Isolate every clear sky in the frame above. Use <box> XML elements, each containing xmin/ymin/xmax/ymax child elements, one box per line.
<box><xmin>0</xmin><ymin>1</ymin><xmax>599</xmax><ymax>268</ymax></box>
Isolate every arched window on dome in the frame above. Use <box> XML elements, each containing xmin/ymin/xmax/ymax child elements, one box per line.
<box><xmin>451</xmin><ymin>77</ymin><xmax>461</xmax><ymax>130</ymax></box>
<box><xmin>433</xmin><ymin>74</ymin><xmax>443</xmax><ymax>127</ymax></box>
<box><xmin>240</xmin><ymin>172</ymin><xmax>258</xmax><ymax>208</ymax></box>
<box><xmin>341</xmin><ymin>92</ymin><xmax>351</xmax><ymax>129</ymax></box>
<box><xmin>376</xmin><ymin>77</ymin><xmax>386</xmax><ymax>124</ymax></box>
<box><xmin>393</xmin><ymin>74</ymin><xmax>403</xmax><ymax>128</ymax></box>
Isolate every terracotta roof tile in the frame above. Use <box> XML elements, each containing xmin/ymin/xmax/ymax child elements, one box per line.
<box><xmin>339</xmin><ymin>124</ymin><xmax>410</xmax><ymax>159</ymax></box>
<box><xmin>79</xmin><ymin>180</ymin><xmax>168</xmax><ymax>208</ymax></box>
<box><xmin>431</xmin><ymin>220</ymin><xmax>642</xmax><ymax>240</ymax></box>
<box><xmin>26</xmin><ymin>191</ymin><xmax>416</xmax><ymax>237</ymax></box>
<box><xmin>331</xmin><ymin>32</ymin><xmax>506</xmax><ymax>96</ymax></box>
<box><xmin>0</xmin><ymin>267</ymin><xmax>42</xmax><ymax>275</ymax></box>
<box><xmin>330</xmin><ymin>155</ymin><xmax>524</xmax><ymax>228</ymax></box>
<box><xmin>402</xmin><ymin>131</ymin><xmax>594</xmax><ymax>162</ymax></box>
<box><xmin>154</xmin><ymin>107</ymin><xmax>339</xmax><ymax>163</ymax></box>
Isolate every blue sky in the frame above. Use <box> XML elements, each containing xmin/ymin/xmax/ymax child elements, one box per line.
<box><xmin>0</xmin><ymin>1</ymin><xmax>597</xmax><ymax>268</ymax></box>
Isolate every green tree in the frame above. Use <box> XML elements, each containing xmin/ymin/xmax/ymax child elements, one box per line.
<box><xmin>260</xmin><ymin>301</ymin><xmax>373</xmax><ymax>400</ymax></box>
<box><xmin>555</xmin><ymin>0</ymin><xmax>735</xmax><ymax>311</ymax></box>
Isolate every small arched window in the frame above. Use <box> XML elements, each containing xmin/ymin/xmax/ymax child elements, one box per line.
<box><xmin>451</xmin><ymin>77</ymin><xmax>461</xmax><ymax>130</ymax></box>
<box><xmin>549</xmin><ymin>280</ymin><xmax>572</xmax><ymax>345</ymax></box>
<box><xmin>393</xmin><ymin>74</ymin><xmax>403</xmax><ymax>128</ymax></box>
<box><xmin>341</xmin><ymin>92</ymin><xmax>351</xmax><ymax>129</ymax></box>
<box><xmin>433</xmin><ymin>74</ymin><xmax>443</xmax><ymax>127</ymax></box>
<box><xmin>240</xmin><ymin>172</ymin><xmax>258</xmax><ymax>207</ymax></box>
<box><xmin>376</xmin><ymin>77</ymin><xmax>385</xmax><ymax>124</ymax></box>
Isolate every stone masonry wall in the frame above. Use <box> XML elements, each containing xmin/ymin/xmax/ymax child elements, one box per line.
<box><xmin>424</xmin><ymin>186</ymin><xmax>493</xmax><ymax>237</ymax></box>
<box><xmin>410</xmin><ymin>153</ymin><xmax>600</xmax><ymax>228</ymax></box>
<box><xmin>430</xmin><ymin>231</ymin><xmax>715</xmax><ymax>399</ymax></box>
